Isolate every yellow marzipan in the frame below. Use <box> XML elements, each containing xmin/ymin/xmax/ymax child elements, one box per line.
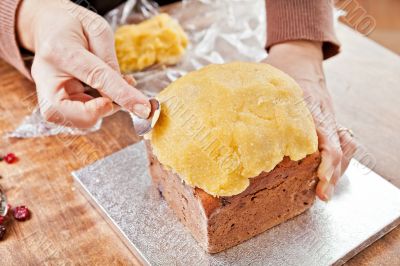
<box><xmin>149</xmin><ymin>62</ymin><xmax>318</xmax><ymax>196</ymax></box>
<box><xmin>115</xmin><ymin>13</ymin><xmax>188</xmax><ymax>72</ymax></box>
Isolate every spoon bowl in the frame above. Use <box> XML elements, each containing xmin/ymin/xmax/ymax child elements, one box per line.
<box><xmin>131</xmin><ymin>98</ymin><xmax>161</xmax><ymax>136</ymax></box>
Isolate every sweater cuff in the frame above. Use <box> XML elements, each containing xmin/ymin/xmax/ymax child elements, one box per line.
<box><xmin>266</xmin><ymin>0</ymin><xmax>340</xmax><ymax>59</ymax></box>
<box><xmin>0</xmin><ymin>0</ymin><xmax>31</xmax><ymax>79</ymax></box>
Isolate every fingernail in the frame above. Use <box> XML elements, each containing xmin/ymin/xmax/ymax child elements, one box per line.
<box><xmin>323</xmin><ymin>184</ymin><xmax>335</xmax><ymax>201</ymax></box>
<box><xmin>133</xmin><ymin>104</ymin><xmax>151</xmax><ymax>119</ymax></box>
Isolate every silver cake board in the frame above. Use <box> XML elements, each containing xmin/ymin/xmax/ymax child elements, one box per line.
<box><xmin>72</xmin><ymin>141</ymin><xmax>400</xmax><ymax>266</ymax></box>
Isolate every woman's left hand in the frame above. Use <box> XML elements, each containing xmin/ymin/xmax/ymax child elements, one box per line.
<box><xmin>263</xmin><ymin>41</ymin><xmax>357</xmax><ymax>201</ymax></box>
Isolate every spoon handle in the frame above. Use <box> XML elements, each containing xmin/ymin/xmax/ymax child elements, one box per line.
<box><xmin>0</xmin><ymin>185</ymin><xmax>8</xmax><ymax>216</ymax></box>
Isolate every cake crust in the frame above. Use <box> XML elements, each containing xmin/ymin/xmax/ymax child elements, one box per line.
<box><xmin>146</xmin><ymin>142</ymin><xmax>320</xmax><ymax>253</ymax></box>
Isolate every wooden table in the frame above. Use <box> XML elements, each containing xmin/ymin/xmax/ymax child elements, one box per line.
<box><xmin>0</xmin><ymin>23</ymin><xmax>399</xmax><ymax>265</ymax></box>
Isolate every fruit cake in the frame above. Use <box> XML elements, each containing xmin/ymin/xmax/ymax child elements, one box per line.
<box><xmin>145</xmin><ymin>62</ymin><xmax>320</xmax><ymax>253</ymax></box>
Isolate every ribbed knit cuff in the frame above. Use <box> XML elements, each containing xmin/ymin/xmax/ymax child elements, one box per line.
<box><xmin>266</xmin><ymin>0</ymin><xmax>340</xmax><ymax>59</ymax></box>
<box><xmin>0</xmin><ymin>0</ymin><xmax>31</xmax><ymax>79</ymax></box>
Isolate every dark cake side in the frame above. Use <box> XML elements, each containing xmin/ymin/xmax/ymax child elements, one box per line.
<box><xmin>146</xmin><ymin>141</ymin><xmax>321</xmax><ymax>253</ymax></box>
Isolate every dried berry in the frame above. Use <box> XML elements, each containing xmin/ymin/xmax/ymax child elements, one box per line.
<box><xmin>4</xmin><ymin>153</ymin><xmax>17</xmax><ymax>164</ymax></box>
<box><xmin>0</xmin><ymin>225</ymin><xmax>6</xmax><ymax>240</ymax></box>
<box><xmin>13</xmin><ymin>206</ymin><xmax>30</xmax><ymax>221</ymax></box>
<box><xmin>0</xmin><ymin>214</ymin><xmax>10</xmax><ymax>225</ymax></box>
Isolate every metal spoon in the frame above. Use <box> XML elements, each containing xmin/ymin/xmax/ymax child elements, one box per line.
<box><xmin>0</xmin><ymin>185</ymin><xmax>8</xmax><ymax>217</ymax></box>
<box><xmin>131</xmin><ymin>98</ymin><xmax>161</xmax><ymax>136</ymax></box>
<box><xmin>86</xmin><ymin>88</ymin><xmax>161</xmax><ymax>136</ymax></box>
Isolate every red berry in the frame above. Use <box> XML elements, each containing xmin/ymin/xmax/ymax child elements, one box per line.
<box><xmin>13</xmin><ymin>206</ymin><xmax>30</xmax><ymax>221</ymax></box>
<box><xmin>4</xmin><ymin>153</ymin><xmax>17</xmax><ymax>164</ymax></box>
<box><xmin>0</xmin><ymin>225</ymin><xmax>6</xmax><ymax>240</ymax></box>
<box><xmin>0</xmin><ymin>214</ymin><xmax>10</xmax><ymax>225</ymax></box>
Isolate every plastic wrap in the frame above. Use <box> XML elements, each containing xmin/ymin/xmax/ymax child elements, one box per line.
<box><xmin>6</xmin><ymin>107</ymin><xmax>102</xmax><ymax>138</ymax></box>
<box><xmin>110</xmin><ymin>0</ymin><xmax>267</xmax><ymax>95</ymax></box>
<box><xmin>7</xmin><ymin>0</ymin><xmax>266</xmax><ymax>138</ymax></box>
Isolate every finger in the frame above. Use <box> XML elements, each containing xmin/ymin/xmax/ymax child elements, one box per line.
<box><xmin>57</xmin><ymin>97</ymin><xmax>114</xmax><ymax>128</ymax></box>
<box><xmin>123</xmin><ymin>74</ymin><xmax>137</xmax><ymax>86</ymax></box>
<box><xmin>316</xmin><ymin>163</ymin><xmax>341</xmax><ymax>202</ymax></box>
<box><xmin>315</xmin><ymin>110</ymin><xmax>342</xmax><ymax>183</ymax></box>
<box><xmin>37</xmin><ymin>89</ymin><xmax>114</xmax><ymax>129</ymax></box>
<box><xmin>338</xmin><ymin>129</ymin><xmax>357</xmax><ymax>175</ymax></box>
<box><xmin>322</xmin><ymin>137</ymin><xmax>343</xmax><ymax>187</ymax></box>
<box><xmin>63</xmin><ymin>79</ymin><xmax>86</xmax><ymax>95</ymax></box>
<box><xmin>316</xmin><ymin>143</ymin><xmax>342</xmax><ymax>202</ymax></box>
<box><xmin>313</xmin><ymin>105</ymin><xmax>342</xmax><ymax>201</ymax></box>
<box><xmin>80</xmin><ymin>12</ymin><xmax>121</xmax><ymax>72</ymax></box>
<box><xmin>94</xmin><ymin>75</ymin><xmax>136</xmax><ymax>111</ymax></box>
<box><xmin>58</xmin><ymin>48</ymin><xmax>150</xmax><ymax>118</ymax></box>
<box><xmin>316</xmin><ymin>135</ymin><xmax>342</xmax><ymax>201</ymax></box>
<box><xmin>316</xmin><ymin>150</ymin><xmax>336</xmax><ymax>202</ymax></box>
<box><xmin>69</xmin><ymin>92</ymin><xmax>93</xmax><ymax>102</ymax></box>
<box><xmin>316</xmin><ymin>179</ymin><xmax>332</xmax><ymax>202</ymax></box>
<box><xmin>330</xmin><ymin>162</ymin><xmax>342</xmax><ymax>186</ymax></box>
<box><xmin>32</xmin><ymin>62</ymin><xmax>117</xmax><ymax>128</ymax></box>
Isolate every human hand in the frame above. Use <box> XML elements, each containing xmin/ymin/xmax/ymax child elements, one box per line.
<box><xmin>263</xmin><ymin>41</ymin><xmax>357</xmax><ymax>201</ymax></box>
<box><xmin>17</xmin><ymin>0</ymin><xmax>150</xmax><ymax>128</ymax></box>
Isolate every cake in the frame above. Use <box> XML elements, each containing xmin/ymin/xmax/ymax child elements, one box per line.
<box><xmin>147</xmin><ymin>143</ymin><xmax>320</xmax><ymax>253</ymax></box>
<box><xmin>145</xmin><ymin>62</ymin><xmax>320</xmax><ymax>253</ymax></box>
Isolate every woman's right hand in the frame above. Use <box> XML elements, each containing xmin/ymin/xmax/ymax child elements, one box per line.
<box><xmin>264</xmin><ymin>41</ymin><xmax>357</xmax><ymax>201</ymax></box>
<box><xmin>17</xmin><ymin>0</ymin><xmax>150</xmax><ymax>128</ymax></box>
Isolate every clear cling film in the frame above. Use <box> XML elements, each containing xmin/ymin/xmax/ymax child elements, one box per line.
<box><xmin>125</xmin><ymin>0</ymin><xmax>268</xmax><ymax>95</ymax></box>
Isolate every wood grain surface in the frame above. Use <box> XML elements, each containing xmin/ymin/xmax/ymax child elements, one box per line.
<box><xmin>0</xmin><ymin>23</ymin><xmax>399</xmax><ymax>265</ymax></box>
<box><xmin>336</xmin><ymin>0</ymin><xmax>400</xmax><ymax>54</ymax></box>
